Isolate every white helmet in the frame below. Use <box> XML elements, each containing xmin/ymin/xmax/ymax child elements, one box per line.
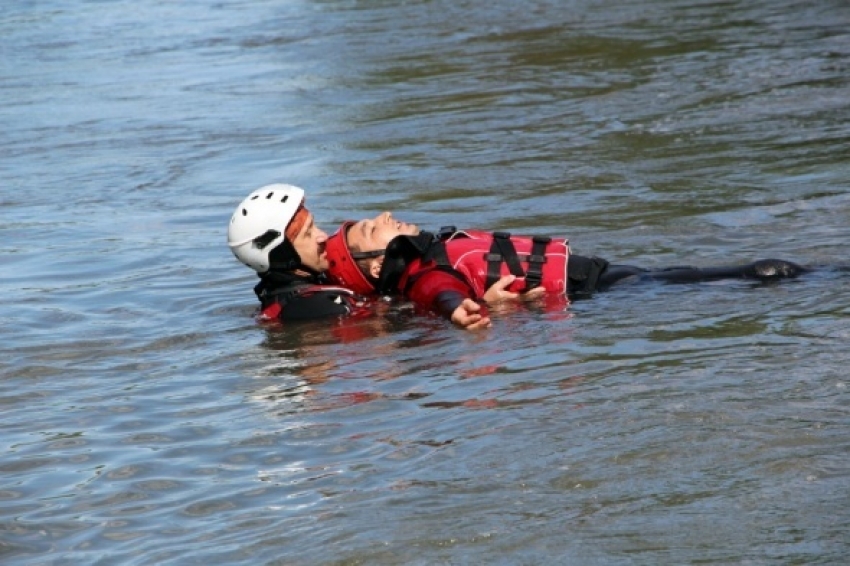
<box><xmin>227</xmin><ymin>184</ymin><xmax>305</xmax><ymax>273</ymax></box>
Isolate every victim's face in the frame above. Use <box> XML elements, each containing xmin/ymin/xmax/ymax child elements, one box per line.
<box><xmin>345</xmin><ymin>211</ymin><xmax>420</xmax><ymax>253</ymax></box>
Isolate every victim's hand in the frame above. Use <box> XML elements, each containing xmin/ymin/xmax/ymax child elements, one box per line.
<box><xmin>482</xmin><ymin>274</ymin><xmax>546</xmax><ymax>304</ymax></box>
<box><xmin>450</xmin><ymin>298</ymin><xmax>492</xmax><ymax>330</ymax></box>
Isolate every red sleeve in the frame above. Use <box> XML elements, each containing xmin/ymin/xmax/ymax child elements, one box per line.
<box><xmin>406</xmin><ymin>268</ymin><xmax>476</xmax><ymax>319</ymax></box>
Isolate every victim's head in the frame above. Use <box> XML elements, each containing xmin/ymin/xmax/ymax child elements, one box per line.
<box><xmin>325</xmin><ymin>211</ymin><xmax>419</xmax><ymax>294</ymax></box>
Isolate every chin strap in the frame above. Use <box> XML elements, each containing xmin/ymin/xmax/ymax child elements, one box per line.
<box><xmin>268</xmin><ymin>238</ymin><xmax>304</xmax><ymax>271</ymax></box>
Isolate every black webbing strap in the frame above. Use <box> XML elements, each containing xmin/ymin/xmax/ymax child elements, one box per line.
<box><xmin>524</xmin><ymin>235</ymin><xmax>551</xmax><ymax>290</ymax></box>
<box><xmin>254</xmin><ymin>278</ymin><xmax>307</xmax><ymax>308</ymax></box>
<box><xmin>422</xmin><ymin>240</ymin><xmax>450</xmax><ymax>267</ymax></box>
<box><xmin>485</xmin><ymin>232</ymin><xmax>525</xmax><ymax>290</ymax></box>
<box><xmin>437</xmin><ymin>226</ymin><xmax>457</xmax><ymax>240</ymax></box>
<box><xmin>375</xmin><ymin>232</ymin><xmax>438</xmax><ymax>295</ymax></box>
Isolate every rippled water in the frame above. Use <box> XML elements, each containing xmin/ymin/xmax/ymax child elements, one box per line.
<box><xmin>2</xmin><ymin>0</ymin><xmax>849</xmax><ymax>563</ymax></box>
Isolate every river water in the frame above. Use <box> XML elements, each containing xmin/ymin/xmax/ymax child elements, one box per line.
<box><xmin>2</xmin><ymin>0</ymin><xmax>849</xmax><ymax>563</ymax></box>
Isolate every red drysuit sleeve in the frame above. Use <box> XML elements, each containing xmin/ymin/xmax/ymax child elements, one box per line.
<box><xmin>405</xmin><ymin>268</ymin><xmax>476</xmax><ymax>320</ymax></box>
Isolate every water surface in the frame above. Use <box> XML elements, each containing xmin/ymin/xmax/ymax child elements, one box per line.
<box><xmin>2</xmin><ymin>0</ymin><xmax>849</xmax><ymax>563</ymax></box>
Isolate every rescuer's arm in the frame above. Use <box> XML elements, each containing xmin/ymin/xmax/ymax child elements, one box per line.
<box><xmin>259</xmin><ymin>286</ymin><xmax>363</xmax><ymax>321</ymax></box>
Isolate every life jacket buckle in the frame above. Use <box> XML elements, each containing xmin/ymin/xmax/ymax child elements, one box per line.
<box><xmin>438</xmin><ymin>226</ymin><xmax>457</xmax><ymax>240</ymax></box>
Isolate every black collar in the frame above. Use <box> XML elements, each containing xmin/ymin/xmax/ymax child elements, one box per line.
<box><xmin>375</xmin><ymin>231</ymin><xmax>437</xmax><ymax>294</ymax></box>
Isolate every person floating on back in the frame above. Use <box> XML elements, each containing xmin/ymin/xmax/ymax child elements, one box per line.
<box><xmin>324</xmin><ymin>211</ymin><xmax>807</xmax><ymax>330</ymax></box>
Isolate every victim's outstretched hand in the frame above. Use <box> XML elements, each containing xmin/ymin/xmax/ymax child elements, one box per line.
<box><xmin>451</xmin><ymin>298</ymin><xmax>491</xmax><ymax>330</ymax></box>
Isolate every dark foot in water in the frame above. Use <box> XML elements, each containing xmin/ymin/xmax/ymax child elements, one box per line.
<box><xmin>745</xmin><ymin>259</ymin><xmax>807</xmax><ymax>280</ymax></box>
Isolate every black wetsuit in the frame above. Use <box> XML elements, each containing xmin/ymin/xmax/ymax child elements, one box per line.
<box><xmin>254</xmin><ymin>270</ymin><xmax>364</xmax><ymax>321</ymax></box>
<box><xmin>566</xmin><ymin>255</ymin><xmax>807</xmax><ymax>297</ymax></box>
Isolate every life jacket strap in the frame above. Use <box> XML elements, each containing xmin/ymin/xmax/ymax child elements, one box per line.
<box><xmin>398</xmin><ymin>237</ymin><xmax>473</xmax><ymax>296</ymax></box>
<box><xmin>423</xmin><ymin>240</ymin><xmax>450</xmax><ymax>266</ymax></box>
<box><xmin>437</xmin><ymin>225</ymin><xmax>458</xmax><ymax>240</ymax></box>
<box><xmin>254</xmin><ymin>280</ymin><xmax>307</xmax><ymax>308</ymax></box>
<box><xmin>486</xmin><ymin>232</ymin><xmax>526</xmax><ymax>290</ymax></box>
<box><xmin>524</xmin><ymin>235</ymin><xmax>551</xmax><ymax>290</ymax></box>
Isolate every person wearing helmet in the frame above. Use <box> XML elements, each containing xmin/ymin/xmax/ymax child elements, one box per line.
<box><xmin>324</xmin><ymin>211</ymin><xmax>807</xmax><ymax>329</ymax></box>
<box><xmin>228</xmin><ymin>184</ymin><xmax>368</xmax><ymax>322</ymax></box>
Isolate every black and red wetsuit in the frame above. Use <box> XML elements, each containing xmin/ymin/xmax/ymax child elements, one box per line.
<box><xmin>254</xmin><ymin>270</ymin><xmax>367</xmax><ymax>322</ymax></box>
<box><xmin>374</xmin><ymin>229</ymin><xmax>807</xmax><ymax>321</ymax></box>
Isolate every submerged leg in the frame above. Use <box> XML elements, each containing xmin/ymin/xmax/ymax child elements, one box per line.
<box><xmin>568</xmin><ymin>255</ymin><xmax>807</xmax><ymax>298</ymax></box>
<box><xmin>643</xmin><ymin>258</ymin><xmax>808</xmax><ymax>284</ymax></box>
<box><xmin>595</xmin><ymin>265</ymin><xmax>647</xmax><ymax>290</ymax></box>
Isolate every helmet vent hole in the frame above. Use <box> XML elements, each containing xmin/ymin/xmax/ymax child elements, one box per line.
<box><xmin>266</xmin><ymin>192</ymin><xmax>274</xmax><ymax>199</ymax></box>
<box><xmin>281</xmin><ymin>195</ymin><xmax>288</xmax><ymax>203</ymax></box>
<box><xmin>253</xmin><ymin>229</ymin><xmax>281</xmax><ymax>250</ymax></box>
<box><xmin>250</xmin><ymin>195</ymin><xmax>259</xmax><ymax>200</ymax></box>
<box><xmin>242</xmin><ymin>208</ymin><xmax>247</xmax><ymax>216</ymax></box>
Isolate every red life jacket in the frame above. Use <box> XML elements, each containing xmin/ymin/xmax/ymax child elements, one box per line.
<box><xmin>398</xmin><ymin>228</ymin><xmax>570</xmax><ymax>298</ymax></box>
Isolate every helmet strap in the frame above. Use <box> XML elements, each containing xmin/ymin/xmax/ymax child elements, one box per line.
<box><xmin>267</xmin><ymin>239</ymin><xmax>326</xmax><ymax>278</ymax></box>
<box><xmin>268</xmin><ymin>239</ymin><xmax>302</xmax><ymax>271</ymax></box>
<box><xmin>351</xmin><ymin>249</ymin><xmax>386</xmax><ymax>260</ymax></box>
